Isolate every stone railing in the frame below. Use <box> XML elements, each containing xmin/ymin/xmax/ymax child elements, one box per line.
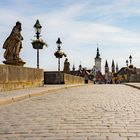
<box><xmin>64</xmin><ymin>74</ymin><xmax>84</xmax><ymax>84</ymax></box>
<box><xmin>44</xmin><ymin>71</ymin><xmax>93</xmax><ymax>84</ymax></box>
<box><xmin>0</xmin><ymin>65</ymin><xmax>43</xmax><ymax>91</ymax></box>
<box><xmin>129</xmin><ymin>74</ymin><xmax>140</xmax><ymax>82</ymax></box>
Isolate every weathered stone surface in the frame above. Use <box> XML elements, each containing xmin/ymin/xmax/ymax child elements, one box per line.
<box><xmin>0</xmin><ymin>64</ymin><xmax>43</xmax><ymax>91</ymax></box>
<box><xmin>1</xmin><ymin>85</ymin><xmax>140</xmax><ymax>139</ymax></box>
<box><xmin>129</xmin><ymin>74</ymin><xmax>140</xmax><ymax>82</ymax></box>
<box><xmin>3</xmin><ymin>59</ymin><xmax>25</xmax><ymax>66</ymax></box>
<box><xmin>64</xmin><ymin>74</ymin><xmax>85</xmax><ymax>84</ymax></box>
<box><xmin>44</xmin><ymin>72</ymin><xmax>86</xmax><ymax>84</ymax></box>
<box><xmin>44</xmin><ymin>71</ymin><xmax>64</xmax><ymax>84</ymax></box>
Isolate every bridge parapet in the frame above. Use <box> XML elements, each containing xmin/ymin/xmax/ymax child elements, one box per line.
<box><xmin>0</xmin><ymin>64</ymin><xmax>43</xmax><ymax>91</ymax></box>
<box><xmin>44</xmin><ymin>72</ymin><xmax>93</xmax><ymax>84</ymax></box>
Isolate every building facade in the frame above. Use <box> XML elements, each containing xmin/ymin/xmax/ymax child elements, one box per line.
<box><xmin>95</xmin><ymin>48</ymin><xmax>101</xmax><ymax>72</ymax></box>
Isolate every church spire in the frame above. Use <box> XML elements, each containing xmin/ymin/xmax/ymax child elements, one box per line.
<box><xmin>94</xmin><ymin>44</ymin><xmax>101</xmax><ymax>72</ymax></box>
<box><xmin>96</xmin><ymin>47</ymin><xmax>100</xmax><ymax>59</ymax></box>
<box><xmin>105</xmin><ymin>60</ymin><xmax>109</xmax><ymax>73</ymax></box>
<box><xmin>112</xmin><ymin>60</ymin><xmax>115</xmax><ymax>73</ymax></box>
<box><xmin>72</xmin><ymin>64</ymin><xmax>75</xmax><ymax>71</ymax></box>
<box><xmin>116</xmin><ymin>63</ymin><xmax>119</xmax><ymax>73</ymax></box>
<box><xmin>105</xmin><ymin>60</ymin><xmax>108</xmax><ymax>67</ymax></box>
<box><xmin>112</xmin><ymin>60</ymin><xmax>115</xmax><ymax>67</ymax></box>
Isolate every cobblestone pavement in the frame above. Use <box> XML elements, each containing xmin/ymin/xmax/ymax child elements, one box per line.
<box><xmin>0</xmin><ymin>84</ymin><xmax>140</xmax><ymax>140</ymax></box>
<box><xmin>0</xmin><ymin>84</ymin><xmax>84</xmax><ymax>106</ymax></box>
<box><xmin>127</xmin><ymin>83</ymin><xmax>140</xmax><ymax>87</ymax></box>
<box><xmin>125</xmin><ymin>83</ymin><xmax>140</xmax><ymax>90</ymax></box>
<box><xmin>0</xmin><ymin>85</ymin><xmax>82</xmax><ymax>99</ymax></box>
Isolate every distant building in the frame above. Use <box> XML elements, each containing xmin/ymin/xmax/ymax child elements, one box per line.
<box><xmin>116</xmin><ymin>66</ymin><xmax>137</xmax><ymax>82</ymax></box>
<box><xmin>111</xmin><ymin>60</ymin><xmax>115</xmax><ymax>74</ymax></box>
<box><xmin>105</xmin><ymin>60</ymin><xmax>110</xmax><ymax>83</ymax></box>
<box><xmin>72</xmin><ymin>47</ymin><xmax>106</xmax><ymax>84</ymax></box>
<box><xmin>116</xmin><ymin>63</ymin><xmax>119</xmax><ymax>73</ymax></box>
<box><xmin>104</xmin><ymin>60</ymin><xmax>114</xmax><ymax>83</ymax></box>
<box><xmin>70</xmin><ymin>65</ymin><xmax>93</xmax><ymax>83</ymax></box>
<box><xmin>95</xmin><ymin>47</ymin><xmax>101</xmax><ymax>72</ymax></box>
<box><xmin>116</xmin><ymin>55</ymin><xmax>140</xmax><ymax>82</ymax></box>
<box><xmin>103</xmin><ymin>59</ymin><xmax>120</xmax><ymax>84</ymax></box>
<box><xmin>72</xmin><ymin>64</ymin><xmax>75</xmax><ymax>71</ymax></box>
<box><xmin>92</xmin><ymin>47</ymin><xmax>105</xmax><ymax>83</ymax></box>
<box><xmin>105</xmin><ymin>60</ymin><xmax>109</xmax><ymax>74</ymax></box>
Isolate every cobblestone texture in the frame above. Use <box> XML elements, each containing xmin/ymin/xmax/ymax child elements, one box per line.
<box><xmin>0</xmin><ymin>84</ymin><xmax>140</xmax><ymax>140</ymax></box>
<box><xmin>0</xmin><ymin>85</ymin><xmax>77</xmax><ymax>99</ymax></box>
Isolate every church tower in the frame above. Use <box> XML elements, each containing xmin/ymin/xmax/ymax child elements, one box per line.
<box><xmin>111</xmin><ymin>60</ymin><xmax>115</xmax><ymax>74</ymax></box>
<box><xmin>95</xmin><ymin>47</ymin><xmax>101</xmax><ymax>72</ymax></box>
<box><xmin>116</xmin><ymin>63</ymin><xmax>119</xmax><ymax>73</ymax></box>
<box><xmin>105</xmin><ymin>60</ymin><xmax>109</xmax><ymax>74</ymax></box>
<box><xmin>105</xmin><ymin>60</ymin><xmax>109</xmax><ymax>83</ymax></box>
<box><xmin>72</xmin><ymin>64</ymin><xmax>75</xmax><ymax>71</ymax></box>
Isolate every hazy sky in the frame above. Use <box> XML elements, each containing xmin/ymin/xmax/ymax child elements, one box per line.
<box><xmin>0</xmin><ymin>0</ymin><xmax>140</xmax><ymax>73</ymax></box>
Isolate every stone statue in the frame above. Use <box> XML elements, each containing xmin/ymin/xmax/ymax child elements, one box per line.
<box><xmin>3</xmin><ymin>21</ymin><xmax>25</xmax><ymax>66</ymax></box>
<box><xmin>63</xmin><ymin>58</ymin><xmax>70</xmax><ymax>73</ymax></box>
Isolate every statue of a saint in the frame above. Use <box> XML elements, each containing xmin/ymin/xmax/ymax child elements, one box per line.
<box><xmin>63</xmin><ymin>58</ymin><xmax>70</xmax><ymax>73</ymax></box>
<box><xmin>3</xmin><ymin>21</ymin><xmax>23</xmax><ymax>61</ymax></box>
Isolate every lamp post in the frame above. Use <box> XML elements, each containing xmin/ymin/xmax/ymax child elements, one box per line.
<box><xmin>32</xmin><ymin>20</ymin><xmax>45</xmax><ymax>68</ymax></box>
<box><xmin>54</xmin><ymin>38</ymin><xmax>66</xmax><ymax>84</ymax></box>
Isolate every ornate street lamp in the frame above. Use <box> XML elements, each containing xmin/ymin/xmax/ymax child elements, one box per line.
<box><xmin>32</xmin><ymin>20</ymin><xmax>46</xmax><ymax>68</ymax></box>
<box><xmin>54</xmin><ymin>38</ymin><xmax>66</xmax><ymax>84</ymax></box>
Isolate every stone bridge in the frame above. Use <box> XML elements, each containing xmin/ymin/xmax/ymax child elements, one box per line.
<box><xmin>0</xmin><ymin>84</ymin><xmax>140</xmax><ymax>140</ymax></box>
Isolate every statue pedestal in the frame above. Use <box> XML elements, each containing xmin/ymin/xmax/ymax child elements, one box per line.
<box><xmin>3</xmin><ymin>60</ymin><xmax>26</xmax><ymax>66</ymax></box>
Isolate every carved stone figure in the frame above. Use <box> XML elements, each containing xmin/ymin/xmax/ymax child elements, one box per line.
<box><xmin>63</xmin><ymin>58</ymin><xmax>70</xmax><ymax>73</ymax></box>
<box><xmin>3</xmin><ymin>21</ymin><xmax>25</xmax><ymax>66</ymax></box>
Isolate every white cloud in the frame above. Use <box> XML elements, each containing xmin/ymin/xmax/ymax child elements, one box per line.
<box><xmin>0</xmin><ymin>0</ymin><xmax>140</xmax><ymax>73</ymax></box>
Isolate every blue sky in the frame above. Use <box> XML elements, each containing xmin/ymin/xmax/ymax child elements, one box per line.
<box><xmin>0</xmin><ymin>0</ymin><xmax>140</xmax><ymax>73</ymax></box>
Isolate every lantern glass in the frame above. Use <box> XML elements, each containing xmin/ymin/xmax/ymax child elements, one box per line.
<box><xmin>56</xmin><ymin>38</ymin><xmax>62</xmax><ymax>49</ymax></box>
